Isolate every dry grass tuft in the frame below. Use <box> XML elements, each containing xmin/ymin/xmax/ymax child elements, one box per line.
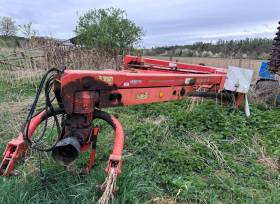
<box><xmin>187</xmin><ymin>97</ymin><xmax>204</xmax><ymax>112</ymax></box>
<box><xmin>257</xmin><ymin>157</ymin><xmax>279</xmax><ymax>171</ymax></box>
<box><xmin>190</xmin><ymin>132</ymin><xmax>226</xmax><ymax>165</ymax></box>
<box><xmin>253</xmin><ymin>136</ymin><xmax>279</xmax><ymax>171</ymax></box>
<box><xmin>152</xmin><ymin>197</ymin><xmax>176</xmax><ymax>204</ymax></box>
<box><xmin>145</xmin><ymin>115</ymin><xmax>167</xmax><ymax>126</ymax></box>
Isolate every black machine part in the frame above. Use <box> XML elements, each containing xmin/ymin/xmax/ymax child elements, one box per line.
<box><xmin>268</xmin><ymin>21</ymin><xmax>280</xmax><ymax>74</ymax></box>
<box><xmin>52</xmin><ymin>137</ymin><xmax>81</xmax><ymax>166</ymax></box>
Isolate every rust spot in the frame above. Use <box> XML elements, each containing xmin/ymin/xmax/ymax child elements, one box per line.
<box><xmin>61</xmin><ymin>76</ymin><xmax>119</xmax><ymax>113</ymax></box>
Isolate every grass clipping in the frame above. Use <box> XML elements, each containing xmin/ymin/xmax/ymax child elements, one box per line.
<box><xmin>97</xmin><ymin>168</ymin><xmax>117</xmax><ymax>204</ymax></box>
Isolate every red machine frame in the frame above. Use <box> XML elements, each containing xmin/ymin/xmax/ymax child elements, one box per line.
<box><xmin>0</xmin><ymin>55</ymin><xmax>244</xmax><ymax>177</ymax></box>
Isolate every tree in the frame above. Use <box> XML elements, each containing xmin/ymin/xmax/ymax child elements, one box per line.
<box><xmin>0</xmin><ymin>17</ymin><xmax>17</xmax><ymax>36</ymax></box>
<box><xmin>75</xmin><ymin>7</ymin><xmax>143</xmax><ymax>56</ymax></box>
<box><xmin>18</xmin><ymin>22</ymin><xmax>38</xmax><ymax>39</ymax></box>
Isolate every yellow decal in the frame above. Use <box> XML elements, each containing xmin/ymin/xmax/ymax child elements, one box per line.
<box><xmin>159</xmin><ymin>92</ymin><xmax>164</xmax><ymax>98</ymax></box>
<box><xmin>98</xmin><ymin>76</ymin><xmax>113</xmax><ymax>85</ymax></box>
<box><xmin>136</xmin><ymin>92</ymin><xmax>148</xmax><ymax>100</ymax></box>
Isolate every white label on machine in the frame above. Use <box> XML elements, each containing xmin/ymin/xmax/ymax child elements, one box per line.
<box><xmin>224</xmin><ymin>66</ymin><xmax>254</xmax><ymax>93</ymax></box>
<box><xmin>169</xmin><ymin>62</ymin><xmax>177</xmax><ymax>67</ymax></box>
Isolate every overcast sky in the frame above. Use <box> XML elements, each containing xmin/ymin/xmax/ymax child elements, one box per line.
<box><xmin>0</xmin><ymin>0</ymin><xmax>279</xmax><ymax>47</ymax></box>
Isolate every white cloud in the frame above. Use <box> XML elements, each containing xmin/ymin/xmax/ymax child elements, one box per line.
<box><xmin>0</xmin><ymin>0</ymin><xmax>279</xmax><ymax>47</ymax></box>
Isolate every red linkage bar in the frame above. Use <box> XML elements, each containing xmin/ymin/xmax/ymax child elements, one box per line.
<box><xmin>123</xmin><ymin>55</ymin><xmax>227</xmax><ymax>74</ymax></box>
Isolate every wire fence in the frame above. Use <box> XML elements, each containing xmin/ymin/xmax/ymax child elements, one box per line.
<box><xmin>0</xmin><ymin>38</ymin><xmax>264</xmax><ymax>87</ymax></box>
<box><xmin>0</xmin><ymin>39</ymin><xmax>119</xmax><ymax>86</ymax></box>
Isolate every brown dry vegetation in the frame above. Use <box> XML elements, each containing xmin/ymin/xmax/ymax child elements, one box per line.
<box><xmin>152</xmin><ymin>56</ymin><xmax>262</xmax><ymax>81</ymax></box>
<box><xmin>0</xmin><ymin>39</ymin><xmax>121</xmax><ymax>87</ymax></box>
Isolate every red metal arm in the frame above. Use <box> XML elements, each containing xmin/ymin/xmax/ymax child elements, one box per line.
<box><xmin>92</xmin><ymin>110</ymin><xmax>125</xmax><ymax>176</ymax></box>
<box><xmin>1</xmin><ymin>109</ymin><xmax>126</xmax><ymax>177</ymax></box>
<box><xmin>106</xmin><ymin>115</ymin><xmax>125</xmax><ymax>176</ymax></box>
<box><xmin>123</xmin><ymin>55</ymin><xmax>227</xmax><ymax>74</ymax></box>
<box><xmin>0</xmin><ymin>111</ymin><xmax>45</xmax><ymax>176</ymax></box>
<box><xmin>60</xmin><ymin>70</ymin><xmax>227</xmax><ymax>113</ymax></box>
<box><xmin>1</xmin><ymin>55</ymin><xmax>245</xmax><ymax>178</ymax></box>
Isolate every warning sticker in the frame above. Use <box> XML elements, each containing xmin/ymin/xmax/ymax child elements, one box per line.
<box><xmin>98</xmin><ymin>76</ymin><xmax>113</xmax><ymax>85</ymax></box>
<box><xmin>136</xmin><ymin>92</ymin><xmax>148</xmax><ymax>100</ymax></box>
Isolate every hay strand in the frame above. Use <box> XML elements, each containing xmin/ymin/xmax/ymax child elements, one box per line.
<box><xmin>97</xmin><ymin>168</ymin><xmax>117</xmax><ymax>204</ymax></box>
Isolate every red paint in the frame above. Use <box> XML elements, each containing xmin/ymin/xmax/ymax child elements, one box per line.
<box><xmin>1</xmin><ymin>55</ymin><xmax>244</xmax><ymax>177</ymax></box>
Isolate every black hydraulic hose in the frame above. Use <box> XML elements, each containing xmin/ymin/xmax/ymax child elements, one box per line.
<box><xmin>22</xmin><ymin>68</ymin><xmax>62</xmax><ymax>151</ymax></box>
<box><xmin>26</xmin><ymin>107</ymin><xmax>65</xmax><ymax>152</ymax></box>
<box><xmin>191</xmin><ymin>91</ymin><xmax>234</xmax><ymax>100</ymax></box>
<box><xmin>93</xmin><ymin>109</ymin><xmax>116</xmax><ymax>129</ymax></box>
<box><xmin>41</xmin><ymin>107</ymin><xmax>65</xmax><ymax>120</ymax></box>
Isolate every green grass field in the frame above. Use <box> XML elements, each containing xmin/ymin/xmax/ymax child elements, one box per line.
<box><xmin>0</xmin><ymin>80</ymin><xmax>279</xmax><ymax>204</ymax></box>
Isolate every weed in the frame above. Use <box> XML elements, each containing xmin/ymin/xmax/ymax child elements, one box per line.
<box><xmin>0</xmin><ymin>81</ymin><xmax>279</xmax><ymax>203</ymax></box>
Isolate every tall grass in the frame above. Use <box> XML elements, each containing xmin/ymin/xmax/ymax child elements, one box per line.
<box><xmin>0</xmin><ymin>79</ymin><xmax>279</xmax><ymax>203</ymax></box>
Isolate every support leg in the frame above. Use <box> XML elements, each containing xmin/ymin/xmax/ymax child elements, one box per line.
<box><xmin>86</xmin><ymin>127</ymin><xmax>99</xmax><ymax>175</ymax></box>
<box><xmin>0</xmin><ymin>133</ymin><xmax>27</xmax><ymax>176</ymax></box>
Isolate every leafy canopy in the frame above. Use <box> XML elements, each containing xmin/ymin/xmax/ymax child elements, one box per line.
<box><xmin>75</xmin><ymin>7</ymin><xmax>143</xmax><ymax>56</ymax></box>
